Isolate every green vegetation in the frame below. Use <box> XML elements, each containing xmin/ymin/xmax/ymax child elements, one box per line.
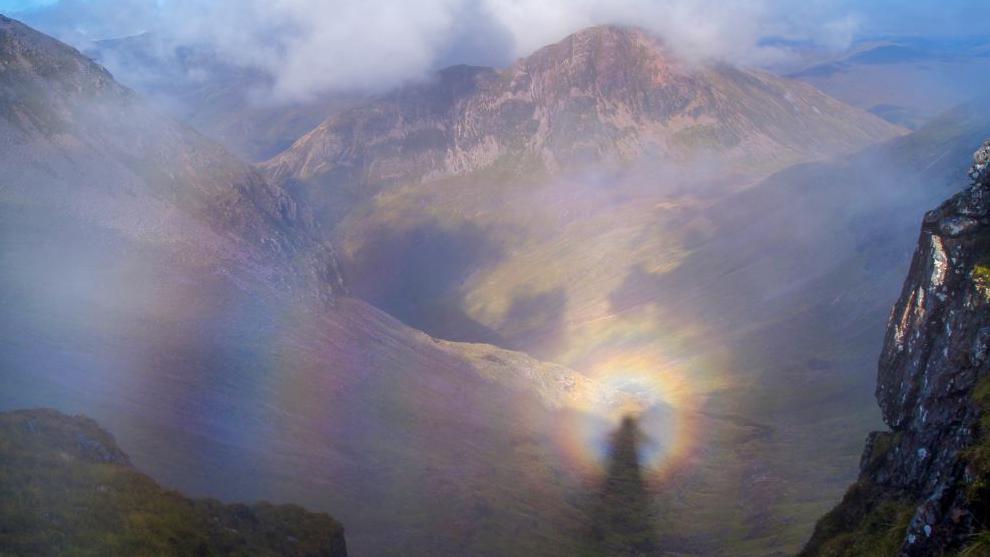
<box><xmin>798</xmin><ymin>481</ymin><xmax>915</xmax><ymax>557</ymax></box>
<box><xmin>959</xmin><ymin>531</ymin><xmax>990</xmax><ymax>556</ymax></box>
<box><xmin>973</xmin><ymin>258</ymin><xmax>990</xmax><ymax>287</ymax></box>
<box><xmin>953</xmin><ymin>376</ymin><xmax>990</xmax><ymax>557</ymax></box>
<box><xmin>802</xmin><ymin>350</ymin><xmax>990</xmax><ymax>557</ymax></box>
<box><xmin>972</xmin><ymin>237</ymin><xmax>990</xmax><ymax>288</ymax></box>
<box><xmin>0</xmin><ymin>409</ymin><xmax>346</xmax><ymax>556</ymax></box>
<box><xmin>863</xmin><ymin>432</ymin><xmax>902</xmax><ymax>474</ymax></box>
<box><xmin>798</xmin><ymin>431</ymin><xmax>915</xmax><ymax>557</ymax></box>
<box><xmin>800</xmin><ymin>376</ymin><xmax>990</xmax><ymax>557</ymax></box>
<box><xmin>962</xmin><ymin>376</ymin><xmax>990</xmax><ymax>499</ymax></box>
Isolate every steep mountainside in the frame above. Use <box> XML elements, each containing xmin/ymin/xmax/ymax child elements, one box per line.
<box><xmin>802</xmin><ymin>140</ymin><xmax>990</xmax><ymax>556</ymax></box>
<box><xmin>317</xmin><ymin>98</ymin><xmax>987</xmax><ymax>554</ymax></box>
<box><xmin>256</xmin><ymin>24</ymin><xmax>984</xmax><ymax>557</ymax></box>
<box><xmin>0</xmin><ymin>13</ymin><xmax>344</xmax><ymax>304</ymax></box>
<box><xmin>0</xmin><ymin>409</ymin><xmax>348</xmax><ymax>556</ymax></box>
<box><xmin>0</xmin><ymin>16</ymin><xmax>656</xmax><ymax>557</ymax></box>
<box><xmin>599</xmin><ymin>101</ymin><xmax>990</xmax><ymax>555</ymax></box>
<box><xmin>5</xmin><ymin>14</ymin><xmax>980</xmax><ymax>557</ymax></box>
<box><xmin>262</xmin><ymin>25</ymin><xmax>903</xmax><ymax>223</ymax></box>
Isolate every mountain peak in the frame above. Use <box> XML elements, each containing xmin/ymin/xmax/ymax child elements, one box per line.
<box><xmin>555</xmin><ymin>23</ymin><xmax>657</xmax><ymax>47</ymax></box>
<box><xmin>264</xmin><ymin>21</ymin><xmax>902</xmax><ymax>209</ymax></box>
<box><xmin>513</xmin><ymin>24</ymin><xmax>678</xmax><ymax>92</ymax></box>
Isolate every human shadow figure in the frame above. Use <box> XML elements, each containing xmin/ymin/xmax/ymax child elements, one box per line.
<box><xmin>586</xmin><ymin>415</ymin><xmax>661</xmax><ymax>557</ymax></box>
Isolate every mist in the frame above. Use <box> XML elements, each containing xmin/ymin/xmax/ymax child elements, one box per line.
<box><xmin>12</xmin><ymin>0</ymin><xmax>983</xmax><ymax>103</ymax></box>
<box><xmin>3</xmin><ymin>4</ymin><xmax>990</xmax><ymax>556</ymax></box>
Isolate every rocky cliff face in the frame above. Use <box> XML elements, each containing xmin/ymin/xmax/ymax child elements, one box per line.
<box><xmin>801</xmin><ymin>140</ymin><xmax>990</xmax><ymax>556</ymax></box>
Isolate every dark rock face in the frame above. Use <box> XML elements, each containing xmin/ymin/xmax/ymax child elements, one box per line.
<box><xmin>872</xmin><ymin>138</ymin><xmax>990</xmax><ymax>555</ymax></box>
<box><xmin>802</xmin><ymin>139</ymin><xmax>990</xmax><ymax>556</ymax></box>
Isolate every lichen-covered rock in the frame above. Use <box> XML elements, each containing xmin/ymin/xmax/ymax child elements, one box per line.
<box><xmin>969</xmin><ymin>139</ymin><xmax>990</xmax><ymax>184</ymax></box>
<box><xmin>802</xmin><ymin>140</ymin><xmax>990</xmax><ymax>556</ymax></box>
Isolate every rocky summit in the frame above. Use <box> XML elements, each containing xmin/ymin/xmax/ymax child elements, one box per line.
<box><xmin>801</xmin><ymin>139</ymin><xmax>990</xmax><ymax>556</ymax></box>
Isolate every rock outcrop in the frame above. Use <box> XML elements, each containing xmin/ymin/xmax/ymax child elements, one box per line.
<box><xmin>801</xmin><ymin>140</ymin><xmax>990</xmax><ymax>556</ymax></box>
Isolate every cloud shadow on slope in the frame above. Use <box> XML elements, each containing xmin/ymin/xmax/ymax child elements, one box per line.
<box><xmin>343</xmin><ymin>220</ymin><xmax>508</xmax><ymax>345</ymax></box>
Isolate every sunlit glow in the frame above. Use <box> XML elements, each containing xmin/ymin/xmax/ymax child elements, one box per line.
<box><xmin>554</xmin><ymin>349</ymin><xmax>704</xmax><ymax>482</ymax></box>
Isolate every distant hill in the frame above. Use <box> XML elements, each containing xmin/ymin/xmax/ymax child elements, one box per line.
<box><xmin>791</xmin><ymin>36</ymin><xmax>990</xmax><ymax>129</ymax></box>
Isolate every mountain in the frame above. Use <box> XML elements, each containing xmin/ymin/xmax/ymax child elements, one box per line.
<box><xmin>255</xmin><ymin>24</ymin><xmax>990</xmax><ymax>556</ymax></box>
<box><xmin>317</xmin><ymin>99</ymin><xmax>987</xmax><ymax>553</ymax></box>
<box><xmin>84</xmin><ymin>32</ymin><xmax>366</xmax><ymax>161</ymax></box>
<box><xmin>614</xmin><ymin>100</ymin><xmax>990</xmax><ymax>554</ymax></box>
<box><xmin>791</xmin><ymin>36</ymin><xmax>990</xmax><ymax>129</ymax></box>
<box><xmin>0</xmin><ymin>15</ymin><xmax>646</xmax><ymax>557</ymax></box>
<box><xmin>0</xmin><ymin>14</ymin><xmax>344</xmax><ymax>304</ymax></box>
<box><xmin>258</xmin><ymin>25</ymin><xmax>908</xmax><ymax>361</ymax></box>
<box><xmin>801</xmin><ymin>140</ymin><xmax>990</xmax><ymax>556</ymax></box>
<box><xmin>4</xmin><ymin>14</ymin><xmax>984</xmax><ymax>557</ymax></box>
<box><xmin>262</xmin><ymin>24</ymin><xmax>904</xmax><ymax>224</ymax></box>
<box><xmin>0</xmin><ymin>408</ymin><xmax>348</xmax><ymax>556</ymax></box>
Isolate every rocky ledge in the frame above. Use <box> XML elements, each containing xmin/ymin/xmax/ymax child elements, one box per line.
<box><xmin>801</xmin><ymin>139</ymin><xmax>990</xmax><ymax>556</ymax></box>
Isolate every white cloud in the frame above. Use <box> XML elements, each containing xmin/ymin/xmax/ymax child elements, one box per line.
<box><xmin>15</xmin><ymin>0</ymin><xmax>915</xmax><ymax>103</ymax></box>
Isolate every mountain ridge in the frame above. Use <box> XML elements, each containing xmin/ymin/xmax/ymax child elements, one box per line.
<box><xmin>0</xmin><ymin>12</ymin><xmax>344</xmax><ymax>304</ymax></box>
<box><xmin>0</xmin><ymin>16</ymin><xmax>645</xmax><ymax>556</ymax></box>
<box><xmin>261</xmin><ymin>24</ymin><xmax>905</xmax><ymax>225</ymax></box>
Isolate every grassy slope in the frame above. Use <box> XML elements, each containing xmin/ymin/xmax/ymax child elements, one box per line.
<box><xmin>329</xmin><ymin>104</ymin><xmax>989</xmax><ymax>555</ymax></box>
<box><xmin>0</xmin><ymin>409</ymin><xmax>346</xmax><ymax>557</ymax></box>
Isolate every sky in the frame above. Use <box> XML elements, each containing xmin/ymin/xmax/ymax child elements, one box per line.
<box><xmin>3</xmin><ymin>0</ymin><xmax>987</xmax><ymax>102</ymax></box>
